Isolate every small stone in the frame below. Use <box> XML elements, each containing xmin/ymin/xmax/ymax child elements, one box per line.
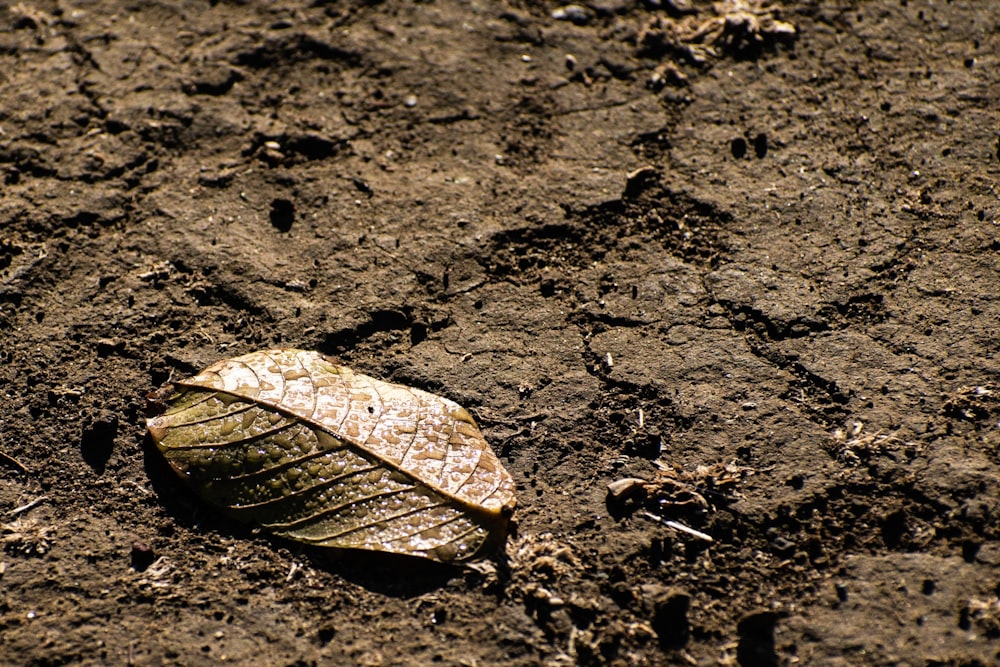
<box><xmin>182</xmin><ymin>65</ymin><xmax>241</xmax><ymax>96</ymax></box>
<box><xmin>552</xmin><ymin>4</ymin><xmax>594</xmax><ymax>25</ymax></box>
<box><xmin>260</xmin><ymin>141</ymin><xmax>284</xmax><ymax>164</ymax></box>
<box><xmin>352</xmin><ymin>177</ymin><xmax>373</xmax><ymax>196</ymax></box>
<box><xmin>974</xmin><ymin>542</ymin><xmax>1000</xmax><ymax>566</ymax></box>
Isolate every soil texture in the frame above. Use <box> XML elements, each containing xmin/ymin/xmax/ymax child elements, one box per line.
<box><xmin>1</xmin><ymin>1</ymin><xmax>999</xmax><ymax>665</ymax></box>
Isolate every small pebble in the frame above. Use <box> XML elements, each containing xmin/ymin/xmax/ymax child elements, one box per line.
<box><xmin>552</xmin><ymin>4</ymin><xmax>594</xmax><ymax>25</ymax></box>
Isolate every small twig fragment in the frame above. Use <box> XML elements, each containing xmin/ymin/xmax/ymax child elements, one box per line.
<box><xmin>0</xmin><ymin>450</ymin><xmax>29</xmax><ymax>474</ymax></box>
<box><xmin>641</xmin><ymin>510</ymin><xmax>714</xmax><ymax>542</ymax></box>
<box><xmin>9</xmin><ymin>496</ymin><xmax>48</xmax><ymax>517</ymax></box>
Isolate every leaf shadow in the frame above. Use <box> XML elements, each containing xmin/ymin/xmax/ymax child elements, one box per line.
<box><xmin>142</xmin><ymin>433</ymin><xmax>473</xmax><ymax>598</ymax></box>
<box><xmin>300</xmin><ymin>548</ymin><xmax>458</xmax><ymax>597</ymax></box>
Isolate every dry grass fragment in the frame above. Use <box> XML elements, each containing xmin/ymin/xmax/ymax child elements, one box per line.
<box><xmin>637</xmin><ymin>0</ymin><xmax>797</xmax><ymax>64</ymax></box>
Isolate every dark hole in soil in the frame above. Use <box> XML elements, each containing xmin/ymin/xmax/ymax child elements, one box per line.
<box><xmin>130</xmin><ymin>542</ymin><xmax>156</xmax><ymax>572</ymax></box>
<box><xmin>731</xmin><ymin>137</ymin><xmax>748</xmax><ymax>159</ymax></box>
<box><xmin>880</xmin><ymin>510</ymin><xmax>906</xmax><ymax>549</ymax></box>
<box><xmin>80</xmin><ymin>412</ymin><xmax>118</xmax><ymax>474</ymax></box>
<box><xmin>269</xmin><ymin>198</ymin><xmax>295</xmax><ymax>232</ymax></box>
<box><xmin>652</xmin><ymin>589</ymin><xmax>690</xmax><ymax>650</ymax></box>
<box><xmin>737</xmin><ymin>611</ymin><xmax>781</xmax><ymax>667</ymax></box>
<box><xmin>754</xmin><ymin>133</ymin><xmax>768</xmax><ymax>158</ymax></box>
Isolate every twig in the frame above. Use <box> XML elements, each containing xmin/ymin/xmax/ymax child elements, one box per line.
<box><xmin>641</xmin><ymin>510</ymin><xmax>713</xmax><ymax>542</ymax></box>
<box><xmin>0</xmin><ymin>450</ymin><xmax>29</xmax><ymax>474</ymax></box>
<box><xmin>9</xmin><ymin>496</ymin><xmax>48</xmax><ymax>517</ymax></box>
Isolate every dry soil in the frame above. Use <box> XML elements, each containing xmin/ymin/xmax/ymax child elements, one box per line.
<box><xmin>1</xmin><ymin>1</ymin><xmax>999</xmax><ymax>665</ymax></box>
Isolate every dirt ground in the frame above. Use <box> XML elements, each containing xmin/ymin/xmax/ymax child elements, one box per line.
<box><xmin>1</xmin><ymin>0</ymin><xmax>999</xmax><ymax>665</ymax></box>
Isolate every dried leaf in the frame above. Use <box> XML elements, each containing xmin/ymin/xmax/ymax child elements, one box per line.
<box><xmin>147</xmin><ymin>349</ymin><xmax>516</xmax><ymax>563</ymax></box>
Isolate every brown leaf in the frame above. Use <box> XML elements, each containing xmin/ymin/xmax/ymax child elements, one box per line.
<box><xmin>147</xmin><ymin>349</ymin><xmax>516</xmax><ymax>563</ymax></box>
